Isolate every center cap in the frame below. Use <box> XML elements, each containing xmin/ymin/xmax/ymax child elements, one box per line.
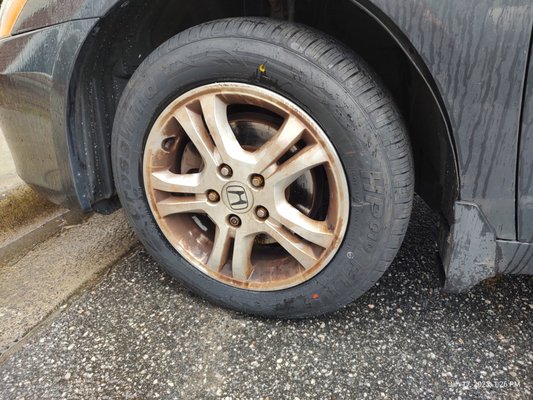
<box><xmin>222</xmin><ymin>182</ymin><xmax>254</xmax><ymax>213</ymax></box>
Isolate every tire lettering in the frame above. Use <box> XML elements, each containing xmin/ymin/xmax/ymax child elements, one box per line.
<box><xmin>360</xmin><ymin>171</ymin><xmax>385</xmax><ymax>254</ymax></box>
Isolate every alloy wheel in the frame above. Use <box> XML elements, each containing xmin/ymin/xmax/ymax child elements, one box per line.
<box><xmin>143</xmin><ymin>83</ymin><xmax>349</xmax><ymax>291</ymax></box>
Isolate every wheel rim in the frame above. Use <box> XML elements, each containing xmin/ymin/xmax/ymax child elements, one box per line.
<box><xmin>143</xmin><ymin>83</ymin><xmax>349</xmax><ymax>291</ymax></box>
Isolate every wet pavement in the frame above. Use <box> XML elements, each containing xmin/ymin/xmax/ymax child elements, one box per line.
<box><xmin>0</xmin><ymin>198</ymin><xmax>531</xmax><ymax>399</ymax></box>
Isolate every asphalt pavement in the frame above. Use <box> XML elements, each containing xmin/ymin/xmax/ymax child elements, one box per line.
<box><xmin>0</xmin><ymin>198</ymin><xmax>531</xmax><ymax>399</ymax></box>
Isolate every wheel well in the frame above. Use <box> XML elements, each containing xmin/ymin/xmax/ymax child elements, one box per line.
<box><xmin>70</xmin><ymin>0</ymin><xmax>458</xmax><ymax>223</ymax></box>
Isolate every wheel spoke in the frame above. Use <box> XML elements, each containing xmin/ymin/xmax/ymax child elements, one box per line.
<box><xmin>231</xmin><ymin>232</ymin><xmax>255</xmax><ymax>280</ymax></box>
<box><xmin>174</xmin><ymin>106</ymin><xmax>218</xmax><ymax>168</ymax></box>
<box><xmin>253</xmin><ymin>116</ymin><xmax>305</xmax><ymax>172</ymax></box>
<box><xmin>156</xmin><ymin>196</ymin><xmax>209</xmax><ymax>217</ymax></box>
<box><xmin>200</xmin><ymin>94</ymin><xmax>255</xmax><ymax>164</ymax></box>
<box><xmin>265</xmin><ymin>221</ymin><xmax>318</xmax><ymax>269</ymax></box>
<box><xmin>206</xmin><ymin>225</ymin><xmax>232</xmax><ymax>271</ymax></box>
<box><xmin>267</xmin><ymin>144</ymin><xmax>329</xmax><ymax>188</ymax></box>
<box><xmin>276</xmin><ymin>201</ymin><xmax>334</xmax><ymax>248</ymax></box>
<box><xmin>151</xmin><ymin>170</ymin><xmax>205</xmax><ymax>194</ymax></box>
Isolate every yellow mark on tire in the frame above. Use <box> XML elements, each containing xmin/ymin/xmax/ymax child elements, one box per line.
<box><xmin>259</xmin><ymin>64</ymin><xmax>266</xmax><ymax>74</ymax></box>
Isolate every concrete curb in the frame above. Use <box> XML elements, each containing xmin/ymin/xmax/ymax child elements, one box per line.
<box><xmin>0</xmin><ymin>209</ymin><xmax>139</xmax><ymax>357</ymax></box>
<box><xmin>0</xmin><ymin>184</ymin><xmax>86</xmax><ymax>265</ymax></box>
<box><xmin>0</xmin><ymin>135</ymin><xmax>140</xmax><ymax>360</ymax></box>
<box><xmin>0</xmin><ymin>208</ymin><xmax>87</xmax><ymax>266</ymax></box>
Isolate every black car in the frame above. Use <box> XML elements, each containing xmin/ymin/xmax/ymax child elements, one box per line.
<box><xmin>1</xmin><ymin>0</ymin><xmax>532</xmax><ymax>317</ymax></box>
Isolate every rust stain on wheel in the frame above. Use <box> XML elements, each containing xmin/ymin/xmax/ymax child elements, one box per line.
<box><xmin>143</xmin><ymin>83</ymin><xmax>349</xmax><ymax>291</ymax></box>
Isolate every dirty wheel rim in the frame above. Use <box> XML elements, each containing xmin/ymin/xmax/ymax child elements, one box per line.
<box><xmin>143</xmin><ymin>83</ymin><xmax>349</xmax><ymax>291</ymax></box>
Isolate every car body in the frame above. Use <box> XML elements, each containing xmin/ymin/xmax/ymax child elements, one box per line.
<box><xmin>0</xmin><ymin>0</ymin><xmax>532</xmax><ymax>300</ymax></box>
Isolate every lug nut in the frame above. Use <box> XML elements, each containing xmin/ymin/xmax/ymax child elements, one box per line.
<box><xmin>251</xmin><ymin>174</ymin><xmax>265</xmax><ymax>188</ymax></box>
<box><xmin>207</xmin><ymin>190</ymin><xmax>220</xmax><ymax>203</ymax></box>
<box><xmin>219</xmin><ymin>164</ymin><xmax>233</xmax><ymax>178</ymax></box>
<box><xmin>255</xmin><ymin>206</ymin><xmax>269</xmax><ymax>220</ymax></box>
<box><xmin>228</xmin><ymin>215</ymin><xmax>241</xmax><ymax>227</ymax></box>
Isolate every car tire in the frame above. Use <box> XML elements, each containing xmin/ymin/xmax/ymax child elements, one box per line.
<box><xmin>111</xmin><ymin>17</ymin><xmax>414</xmax><ymax>318</ymax></box>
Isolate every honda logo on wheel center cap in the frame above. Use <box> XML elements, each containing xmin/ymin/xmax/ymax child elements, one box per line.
<box><xmin>222</xmin><ymin>182</ymin><xmax>254</xmax><ymax>213</ymax></box>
